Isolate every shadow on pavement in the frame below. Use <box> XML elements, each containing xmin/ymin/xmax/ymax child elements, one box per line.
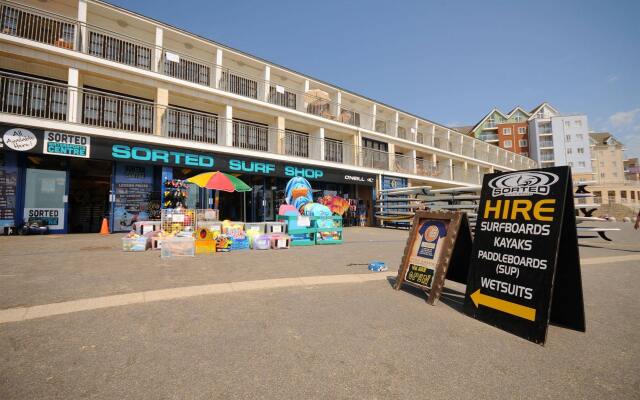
<box><xmin>578</xmin><ymin>243</ymin><xmax>640</xmax><ymax>253</ymax></box>
<box><xmin>385</xmin><ymin>276</ymin><xmax>466</xmax><ymax>312</ymax></box>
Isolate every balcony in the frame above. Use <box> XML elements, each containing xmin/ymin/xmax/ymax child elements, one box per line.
<box><xmin>478</xmin><ymin>133</ymin><xmax>499</xmax><ymax>142</ymax></box>
<box><xmin>0</xmin><ymin>71</ymin><xmax>68</xmax><ymax>121</ymax></box>
<box><xmin>0</xmin><ymin>0</ymin><xmax>532</xmax><ymax>172</ymax></box>
<box><xmin>232</xmin><ymin>119</ymin><xmax>268</xmax><ymax>151</ymax></box>
<box><xmin>165</xmin><ymin>106</ymin><xmax>218</xmax><ymax>144</ymax></box>
<box><xmin>539</xmin><ymin>140</ymin><xmax>554</xmax><ymax>148</ymax></box>
<box><xmin>360</xmin><ymin>147</ymin><xmax>390</xmax><ymax>170</ymax></box>
<box><xmin>82</xmin><ymin>88</ymin><xmax>154</xmax><ymax>134</ymax></box>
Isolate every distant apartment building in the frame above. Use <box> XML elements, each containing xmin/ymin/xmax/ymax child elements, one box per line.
<box><xmin>624</xmin><ymin>157</ymin><xmax>640</xmax><ymax>182</ymax></box>
<box><xmin>458</xmin><ymin>103</ymin><xmax>593</xmax><ymax>176</ymax></box>
<box><xmin>587</xmin><ymin>133</ymin><xmax>640</xmax><ymax>208</ymax></box>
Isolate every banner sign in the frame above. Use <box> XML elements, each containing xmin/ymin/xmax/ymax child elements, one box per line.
<box><xmin>395</xmin><ymin>211</ymin><xmax>472</xmax><ymax>305</ymax></box>
<box><xmin>24</xmin><ymin>207</ymin><xmax>65</xmax><ymax>230</ymax></box>
<box><xmin>0</xmin><ymin>125</ymin><xmax>375</xmax><ymax>186</ymax></box>
<box><xmin>462</xmin><ymin>167</ymin><xmax>585</xmax><ymax>345</ymax></box>
<box><xmin>43</xmin><ymin>131</ymin><xmax>90</xmax><ymax>158</ymax></box>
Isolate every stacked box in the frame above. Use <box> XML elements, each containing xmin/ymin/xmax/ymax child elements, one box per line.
<box><xmin>122</xmin><ymin>237</ymin><xmax>149</xmax><ymax>252</ymax></box>
<box><xmin>161</xmin><ymin>237</ymin><xmax>195</xmax><ymax>257</ymax></box>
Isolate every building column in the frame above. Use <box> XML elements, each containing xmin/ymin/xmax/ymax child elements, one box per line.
<box><xmin>270</xmin><ymin>116</ymin><xmax>285</xmax><ymax>154</ymax></box>
<box><xmin>260</xmin><ymin>65</ymin><xmax>270</xmax><ymax>103</ymax></box>
<box><xmin>351</xmin><ymin>132</ymin><xmax>361</xmax><ymax>166</ymax></box>
<box><xmin>476</xmin><ymin>165</ymin><xmax>481</xmax><ymax>184</ymax></box>
<box><xmin>412</xmin><ymin>119</ymin><xmax>419</xmax><ymax>142</ymax></box>
<box><xmin>298</xmin><ymin>79</ymin><xmax>310</xmax><ymax>113</ymax></box>
<box><xmin>370</xmin><ymin>103</ymin><xmax>377</xmax><ymax>131</ymax></box>
<box><xmin>212</xmin><ymin>48</ymin><xmax>223</xmax><ymax>89</ymax></box>
<box><xmin>76</xmin><ymin>0</ymin><xmax>87</xmax><ymax>52</ymax></box>
<box><xmin>67</xmin><ymin>68</ymin><xmax>80</xmax><ymax>123</ymax></box>
<box><xmin>392</xmin><ymin>112</ymin><xmax>399</xmax><ymax>137</ymax></box>
<box><xmin>388</xmin><ymin>143</ymin><xmax>396</xmax><ymax>171</ymax></box>
<box><xmin>333</xmin><ymin>91</ymin><xmax>342</xmax><ymax>119</ymax></box>
<box><xmin>449</xmin><ymin>159</ymin><xmax>454</xmax><ymax>181</ymax></box>
<box><xmin>409</xmin><ymin>149</ymin><xmax>417</xmax><ymax>174</ymax></box>
<box><xmin>153</xmin><ymin>27</ymin><xmax>163</xmax><ymax>73</ymax></box>
<box><xmin>310</xmin><ymin>127</ymin><xmax>324</xmax><ymax>161</ymax></box>
<box><xmin>431</xmin><ymin>125</ymin><xmax>436</xmax><ymax>147</ymax></box>
<box><xmin>446</xmin><ymin>130</ymin><xmax>451</xmax><ymax>151</ymax></box>
<box><xmin>154</xmin><ymin>87</ymin><xmax>169</xmax><ymax>136</ymax></box>
<box><xmin>220</xmin><ymin>105</ymin><xmax>233</xmax><ymax>146</ymax></box>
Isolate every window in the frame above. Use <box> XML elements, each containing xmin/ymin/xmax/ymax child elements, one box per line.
<box><xmin>577</xmin><ymin>147</ymin><xmax>584</xmax><ymax>154</ymax></box>
<box><xmin>503</xmin><ymin>127</ymin><xmax>512</xmax><ymax>135</ymax></box>
<box><xmin>576</xmin><ymin>133</ymin><xmax>584</xmax><ymax>140</ymax></box>
<box><xmin>514</xmin><ymin>115</ymin><xmax>522</xmax><ymax>122</ymax></box>
<box><xmin>568</xmin><ymin>162</ymin><xmax>574</xmax><ymax>167</ymax></box>
<box><xmin>565</xmin><ymin>134</ymin><xmax>571</xmax><ymax>142</ymax></box>
<box><xmin>600</xmin><ymin>161</ymin><xmax>605</xmax><ymax>166</ymax></box>
<box><xmin>517</xmin><ymin>127</ymin><xmax>526</xmax><ymax>134</ymax></box>
<box><xmin>566</xmin><ymin>148</ymin><xmax>573</xmax><ymax>154</ymax></box>
<box><xmin>536</xmin><ymin>112</ymin><xmax>544</xmax><ymax>119</ymax></box>
<box><xmin>612</xmin><ymin>161</ymin><xmax>617</xmax><ymax>167</ymax></box>
<box><xmin>522</xmin><ymin>152</ymin><xmax>529</xmax><ymax>157</ymax></box>
<box><xmin>578</xmin><ymin>161</ymin><xmax>586</xmax><ymax>167</ymax></box>
<box><xmin>487</xmin><ymin>117</ymin><xmax>496</xmax><ymax>128</ymax></box>
<box><xmin>613</xmin><ymin>172</ymin><xmax>618</xmax><ymax>177</ymax></box>
<box><xmin>575</xmin><ymin>120</ymin><xmax>582</xmax><ymax>127</ymax></box>
<box><xmin>503</xmin><ymin>140</ymin><xmax>513</xmax><ymax>148</ymax></box>
<box><xmin>600</xmin><ymin>172</ymin><xmax>605</xmax><ymax>178</ymax></box>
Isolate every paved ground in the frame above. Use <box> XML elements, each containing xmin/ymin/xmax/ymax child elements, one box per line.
<box><xmin>0</xmin><ymin>223</ymin><xmax>639</xmax><ymax>399</ymax></box>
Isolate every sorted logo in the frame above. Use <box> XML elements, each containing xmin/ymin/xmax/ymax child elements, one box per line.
<box><xmin>489</xmin><ymin>171</ymin><xmax>558</xmax><ymax>197</ymax></box>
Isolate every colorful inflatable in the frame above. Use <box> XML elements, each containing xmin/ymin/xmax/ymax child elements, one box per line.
<box><xmin>284</xmin><ymin>177</ymin><xmax>331</xmax><ymax>217</ymax></box>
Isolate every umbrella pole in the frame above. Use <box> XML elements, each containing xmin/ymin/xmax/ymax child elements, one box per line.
<box><xmin>243</xmin><ymin>192</ymin><xmax>246</xmax><ymax>222</ymax></box>
<box><xmin>214</xmin><ymin>190</ymin><xmax>219</xmax><ymax>211</ymax></box>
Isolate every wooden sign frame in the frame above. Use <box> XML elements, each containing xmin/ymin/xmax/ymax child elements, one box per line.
<box><xmin>394</xmin><ymin>210</ymin><xmax>472</xmax><ymax>305</ymax></box>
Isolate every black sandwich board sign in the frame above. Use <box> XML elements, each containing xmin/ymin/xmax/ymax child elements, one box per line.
<box><xmin>395</xmin><ymin>211</ymin><xmax>472</xmax><ymax>304</ymax></box>
<box><xmin>462</xmin><ymin>166</ymin><xmax>585</xmax><ymax>345</ymax></box>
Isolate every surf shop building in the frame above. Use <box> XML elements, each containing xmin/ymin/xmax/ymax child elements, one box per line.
<box><xmin>0</xmin><ymin>124</ymin><xmax>376</xmax><ymax>234</ymax></box>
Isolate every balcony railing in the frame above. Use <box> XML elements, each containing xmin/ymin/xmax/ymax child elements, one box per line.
<box><xmin>165</xmin><ymin>106</ymin><xmax>218</xmax><ymax>144</ymax></box>
<box><xmin>0</xmin><ymin>3</ymin><xmax>76</xmax><ymax>50</ymax></box>
<box><xmin>479</xmin><ymin>133</ymin><xmax>499</xmax><ymax>142</ymax></box>
<box><xmin>0</xmin><ymin>0</ymin><xmax>534</xmax><ymax>171</ymax></box>
<box><xmin>360</xmin><ymin>147</ymin><xmax>389</xmax><ymax>170</ymax></box>
<box><xmin>0</xmin><ymin>71</ymin><xmax>67</xmax><ymax>121</ymax></box>
<box><xmin>82</xmin><ymin>89</ymin><xmax>153</xmax><ymax>134</ymax></box>
<box><xmin>231</xmin><ymin>120</ymin><xmax>268</xmax><ymax>151</ymax></box>
<box><xmin>539</xmin><ymin>140</ymin><xmax>554</xmax><ymax>148</ymax></box>
<box><xmin>324</xmin><ymin>138</ymin><xmax>343</xmax><ymax>163</ymax></box>
<box><xmin>283</xmin><ymin>130</ymin><xmax>309</xmax><ymax>158</ymax></box>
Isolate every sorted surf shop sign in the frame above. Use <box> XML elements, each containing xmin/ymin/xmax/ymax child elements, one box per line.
<box><xmin>463</xmin><ymin>167</ymin><xmax>585</xmax><ymax>345</ymax></box>
<box><xmin>394</xmin><ymin>211</ymin><xmax>472</xmax><ymax>305</ymax></box>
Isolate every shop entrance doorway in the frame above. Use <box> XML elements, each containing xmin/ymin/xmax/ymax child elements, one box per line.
<box><xmin>68</xmin><ymin>159</ymin><xmax>111</xmax><ymax>233</ymax></box>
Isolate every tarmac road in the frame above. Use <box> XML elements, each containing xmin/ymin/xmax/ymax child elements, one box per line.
<box><xmin>0</xmin><ymin>225</ymin><xmax>639</xmax><ymax>399</ymax></box>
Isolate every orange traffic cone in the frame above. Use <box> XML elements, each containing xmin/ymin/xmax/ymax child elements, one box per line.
<box><xmin>100</xmin><ymin>217</ymin><xmax>110</xmax><ymax>235</ymax></box>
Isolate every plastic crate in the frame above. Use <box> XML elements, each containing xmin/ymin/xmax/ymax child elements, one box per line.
<box><xmin>161</xmin><ymin>237</ymin><xmax>195</xmax><ymax>258</ymax></box>
<box><xmin>122</xmin><ymin>237</ymin><xmax>148</xmax><ymax>252</ymax></box>
<box><xmin>265</xmin><ymin>221</ymin><xmax>286</xmax><ymax>234</ymax></box>
<box><xmin>315</xmin><ymin>216</ymin><xmax>343</xmax><ymax>245</ymax></box>
<box><xmin>270</xmin><ymin>234</ymin><xmax>291</xmax><ymax>249</ymax></box>
<box><xmin>230</xmin><ymin>237</ymin><xmax>250</xmax><ymax>250</ymax></box>
<box><xmin>244</xmin><ymin>222</ymin><xmax>265</xmax><ymax>234</ymax></box>
<box><xmin>252</xmin><ymin>234</ymin><xmax>271</xmax><ymax>250</ymax></box>
<box><xmin>276</xmin><ymin>215</ymin><xmax>314</xmax><ymax>246</ymax></box>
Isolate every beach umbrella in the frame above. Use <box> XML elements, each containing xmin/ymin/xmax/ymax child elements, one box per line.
<box><xmin>187</xmin><ymin>171</ymin><xmax>251</xmax><ymax>192</ymax></box>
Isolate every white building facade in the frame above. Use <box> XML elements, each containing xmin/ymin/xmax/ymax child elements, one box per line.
<box><xmin>0</xmin><ymin>0</ymin><xmax>535</xmax><ymax>233</ymax></box>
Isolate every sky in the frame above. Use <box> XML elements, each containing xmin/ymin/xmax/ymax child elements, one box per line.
<box><xmin>110</xmin><ymin>0</ymin><xmax>640</xmax><ymax>158</ymax></box>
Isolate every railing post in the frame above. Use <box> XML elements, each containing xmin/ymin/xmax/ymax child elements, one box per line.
<box><xmin>77</xmin><ymin>0</ymin><xmax>88</xmax><ymax>53</ymax></box>
<box><xmin>221</xmin><ymin>105</ymin><xmax>233</xmax><ymax>146</ymax></box>
<box><xmin>213</xmin><ymin>48</ymin><xmax>223</xmax><ymax>89</ymax></box>
<box><xmin>333</xmin><ymin>91</ymin><xmax>342</xmax><ymax>119</ymax></box>
<box><xmin>311</xmin><ymin>127</ymin><xmax>324</xmax><ymax>161</ymax></box>
<box><xmin>270</xmin><ymin>116</ymin><xmax>284</xmax><ymax>154</ymax></box>
<box><xmin>67</xmin><ymin>68</ymin><xmax>79</xmax><ymax>123</ymax></box>
<box><xmin>153</xmin><ymin>27</ymin><xmax>163</xmax><ymax>73</ymax></box>
<box><xmin>260</xmin><ymin>65</ymin><xmax>270</xmax><ymax>103</ymax></box>
<box><xmin>154</xmin><ymin>87</ymin><xmax>168</xmax><ymax>136</ymax></box>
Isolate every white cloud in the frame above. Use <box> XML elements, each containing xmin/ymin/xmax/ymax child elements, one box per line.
<box><xmin>607</xmin><ymin>74</ymin><xmax>619</xmax><ymax>83</ymax></box>
<box><xmin>609</xmin><ymin>108</ymin><xmax>640</xmax><ymax>128</ymax></box>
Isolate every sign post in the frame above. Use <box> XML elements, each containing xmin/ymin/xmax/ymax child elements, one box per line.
<box><xmin>395</xmin><ymin>211</ymin><xmax>472</xmax><ymax>304</ymax></box>
<box><xmin>462</xmin><ymin>166</ymin><xmax>585</xmax><ymax>345</ymax></box>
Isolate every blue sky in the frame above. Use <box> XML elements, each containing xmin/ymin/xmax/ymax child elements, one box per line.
<box><xmin>110</xmin><ymin>0</ymin><xmax>640</xmax><ymax>157</ymax></box>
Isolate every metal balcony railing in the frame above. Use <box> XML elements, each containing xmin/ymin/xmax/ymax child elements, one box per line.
<box><xmin>164</xmin><ymin>106</ymin><xmax>218</xmax><ymax>144</ymax></box>
<box><xmin>324</xmin><ymin>138</ymin><xmax>344</xmax><ymax>163</ymax></box>
<box><xmin>0</xmin><ymin>0</ymin><xmax>535</xmax><ymax>171</ymax></box>
<box><xmin>82</xmin><ymin>89</ymin><xmax>154</xmax><ymax>134</ymax></box>
<box><xmin>232</xmin><ymin>120</ymin><xmax>268</xmax><ymax>151</ymax></box>
<box><xmin>539</xmin><ymin>140</ymin><xmax>554</xmax><ymax>148</ymax></box>
<box><xmin>392</xmin><ymin>153</ymin><xmax>414</xmax><ymax>174</ymax></box>
<box><xmin>87</xmin><ymin>27</ymin><xmax>152</xmax><ymax>70</ymax></box>
<box><xmin>283</xmin><ymin>130</ymin><xmax>309</xmax><ymax>158</ymax></box>
<box><xmin>0</xmin><ymin>2</ymin><xmax>76</xmax><ymax>50</ymax></box>
<box><xmin>0</xmin><ymin>71</ymin><xmax>68</xmax><ymax>121</ymax></box>
<box><xmin>360</xmin><ymin>147</ymin><xmax>389</xmax><ymax>170</ymax></box>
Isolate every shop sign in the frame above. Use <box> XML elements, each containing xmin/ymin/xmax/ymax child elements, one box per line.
<box><xmin>24</xmin><ymin>207</ymin><xmax>64</xmax><ymax>230</ymax></box>
<box><xmin>462</xmin><ymin>167</ymin><xmax>585</xmax><ymax>345</ymax></box>
<box><xmin>43</xmin><ymin>131</ymin><xmax>90</xmax><ymax>158</ymax></box>
<box><xmin>2</xmin><ymin>128</ymin><xmax>37</xmax><ymax>151</ymax></box>
<box><xmin>394</xmin><ymin>211</ymin><xmax>472</xmax><ymax>305</ymax></box>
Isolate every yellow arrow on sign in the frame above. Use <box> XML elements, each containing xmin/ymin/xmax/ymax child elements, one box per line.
<box><xmin>470</xmin><ymin>289</ymin><xmax>536</xmax><ymax>321</ymax></box>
